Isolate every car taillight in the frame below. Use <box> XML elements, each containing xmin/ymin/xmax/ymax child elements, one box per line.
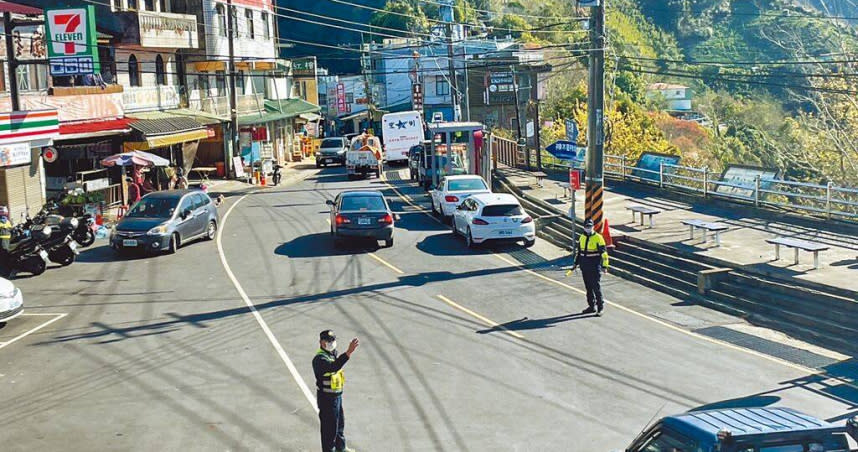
<box><xmin>521</xmin><ymin>216</ymin><xmax>533</xmax><ymax>224</ymax></box>
<box><xmin>472</xmin><ymin>218</ymin><xmax>489</xmax><ymax>225</ymax></box>
<box><xmin>379</xmin><ymin>214</ymin><xmax>393</xmax><ymax>224</ymax></box>
<box><xmin>335</xmin><ymin>215</ymin><xmax>350</xmax><ymax>225</ymax></box>
<box><xmin>445</xmin><ymin>195</ymin><xmax>459</xmax><ymax>203</ymax></box>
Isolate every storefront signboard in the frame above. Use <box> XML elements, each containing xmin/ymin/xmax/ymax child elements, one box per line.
<box><xmin>0</xmin><ymin>142</ymin><xmax>32</xmax><ymax>167</ymax></box>
<box><xmin>0</xmin><ymin>110</ymin><xmax>59</xmax><ymax>145</ymax></box>
<box><xmin>46</xmin><ymin>6</ymin><xmax>100</xmax><ymax>77</ymax></box>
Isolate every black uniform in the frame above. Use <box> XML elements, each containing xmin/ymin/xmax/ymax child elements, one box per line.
<box><xmin>574</xmin><ymin>230</ymin><xmax>609</xmax><ymax>311</ymax></box>
<box><xmin>313</xmin><ymin>342</ymin><xmax>350</xmax><ymax>452</ymax></box>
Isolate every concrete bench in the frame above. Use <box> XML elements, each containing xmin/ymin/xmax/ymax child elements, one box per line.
<box><xmin>681</xmin><ymin>219</ymin><xmax>729</xmax><ymax>247</ymax></box>
<box><xmin>766</xmin><ymin>237</ymin><xmax>830</xmax><ymax>270</ymax></box>
<box><xmin>626</xmin><ymin>204</ymin><xmax>662</xmax><ymax>229</ymax></box>
<box><xmin>532</xmin><ymin>171</ymin><xmax>548</xmax><ymax>188</ymax></box>
<box><xmin>556</xmin><ymin>182</ymin><xmax>572</xmax><ymax>199</ymax></box>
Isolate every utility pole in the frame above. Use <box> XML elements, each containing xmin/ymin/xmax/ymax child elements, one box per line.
<box><xmin>227</xmin><ymin>0</ymin><xmax>238</xmax><ymax>177</ymax></box>
<box><xmin>531</xmin><ymin>69</ymin><xmax>542</xmax><ymax>171</ymax></box>
<box><xmin>360</xmin><ymin>33</ymin><xmax>374</xmax><ymax>133</ymax></box>
<box><xmin>4</xmin><ymin>12</ymin><xmax>19</xmax><ymax>111</ymax></box>
<box><xmin>445</xmin><ymin>21</ymin><xmax>459</xmax><ymax>121</ymax></box>
<box><xmin>512</xmin><ymin>66</ymin><xmax>527</xmax><ymax>169</ymax></box>
<box><xmin>462</xmin><ymin>48</ymin><xmax>470</xmax><ymax>121</ymax></box>
<box><xmin>585</xmin><ymin>0</ymin><xmax>606</xmax><ymax>232</ymax></box>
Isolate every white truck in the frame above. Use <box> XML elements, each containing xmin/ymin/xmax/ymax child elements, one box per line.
<box><xmin>346</xmin><ymin>134</ymin><xmax>383</xmax><ymax>180</ymax></box>
<box><xmin>381</xmin><ymin>111</ymin><xmax>424</xmax><ymax>164</ymax></box>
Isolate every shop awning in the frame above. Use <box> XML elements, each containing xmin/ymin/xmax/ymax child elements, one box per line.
<box><xmin>124</xmin><ymin>112</ymin><xmax>209</xmax><ymax>150</ymax></box>
<box><xmin>0</xmin><ymin>1</ymin><xmax>42</xmax><ymax>15</ymax></box>
<box><xmin>299</xmin><ymin>112</ymin><xmax>321</xmax><ymax>122</ymax></box>
<box><xmin>132</xmin><ymin>108</ymin><xmax>225</xmax><ymax>125</ymax></box>
<box><xmin>57</xmin><ymin>118</ymin><xmax>133</xmax><ymax>141</ymax></box>
<box><xmin>338</xmin><ymin>110</ymin><xmax>369</xmax><ymax>122</ymax></box>
<box><xmin>238</xmin><ymin>98</ymin><xmax>322</xmax><ymax>126</ymax></box>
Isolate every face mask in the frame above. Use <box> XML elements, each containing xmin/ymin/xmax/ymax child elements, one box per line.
<box><xmin>323</xmin><ymin>340</ymin><xmax>337</xmax><ymax>352</ymax></box>
<box><xmin>584</xmin><ymin>227</ymin><xmax>593</xmax><ymax>235</ymax></box>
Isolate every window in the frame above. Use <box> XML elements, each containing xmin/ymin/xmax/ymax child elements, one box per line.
<box><xmin>261</xmin><ymin>12</ymin><xmax>269</xmax><ymax>40</ymax></box>
<box><xmin>215</xmin><ymin>70</ymin><xmax>226</xmax><ymax>93</ymax></box>
<box><xmin>482</xmin><ymin>205</ymin><xmax>523</xmax><ymax>217</ymax></box>
<box><xmin>112</xmin><ymin>0</ymin><xmax>121</xmax><ymax>11</ymax></box>
<box><xmin>128</xmin><ymin>54</ymin><xmax>140</xmax><ymax>87</ymax></box>
<box><xmin>345</xmin><ymin>93</ymin><xmax>354</xmax><ymax>103</ymax></box>
<box><xmin>178</xmin><ymin>196</ymin><xmax>194</xmax><ymax>215</ymax></box>
<box><xmin>236</xmin><ymin>70</ymin><xmax>245</xmax><ymax>92</ymax></box>
<box><xmin>155</xmin><ymin>55</ymin><xmax>166</xmax><ymax>85</ymax></box>
<box><xmin>159</xmin><ymin>0</ymin><xmax>167</xmax><ymax>12</ymax></box>
<box><xmin>436</xmin><ymin>78</ymin><xmax>450</xmax><ymax>96</ymax></box>
<box><xmin>448</xmin><ymin>178</ymin><xmax>488</xmax><ymax>192</ymax></box>
<box><xmin>144</xmin><ymin>0</ymin><xmax>155</xmax><ymax>11</ymax></box>
<box><xmin>633</xmin><ymin>427</ymin><xmax>699</xmax><ymax>452</ymax></box>
<box><xmin>191</xmin><ymin>193</ymin><xmax>208</xmax><ymax>210</ymax></box>
<box><xmin>340</xmin><ymin>196</ymin><xmax>386</xmax><ymax>212</ymax></box>
<box><xmin>216</xmin><ymin>4</ymin><xmax>226</xmax><ymax>37</ymax></box>
<box><xmin>127</xmin><ymin>0</ymin><xmax>138</xmax><ymax>10</ymax></box>
<box><xmin>15</xmin><ymin>65</ymin><xmax>46</xmax><ymax>91</ymax></box>
<box><xmin>245</xmin><ymin>9</ymin><xmax>254</xmax><ymax>39</ymax></box>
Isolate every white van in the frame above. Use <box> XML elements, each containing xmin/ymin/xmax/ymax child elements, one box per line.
<box><xmin>381</xmin><ymin>111</ymin><xmax>423</xmax><ymax>164</ymax></box>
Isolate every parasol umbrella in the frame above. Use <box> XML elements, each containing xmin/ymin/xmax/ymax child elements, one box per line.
<box><xmin>101</xmin><ymin>151</ymin><xmax>170</xmax><ymax>167</ymax></box>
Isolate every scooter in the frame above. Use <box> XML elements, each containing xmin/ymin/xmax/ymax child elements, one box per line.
<box><xmin>273</xmin><ymin>164</ymin><xmax>283</xmax><ymax>185</ymax></box>
<box><xmin>33</xmin><ymin>217</ymin><xmax>79</xmax><ymax>267</ymax></box>
<box><xmin>71</xmin><ymin>214</ymin><xmax>97</xmax><ymax>247</ymax></box>
<box><xmin>2</xmin><ymin>224</ymin><xmax>50</xmax><ymax>277</ymax></box>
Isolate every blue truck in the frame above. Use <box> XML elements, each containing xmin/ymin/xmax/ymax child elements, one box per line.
<box><xmin>625</xmin><ymin>407</ymin><xmax>858</xmax><ymax>451</ymax></box>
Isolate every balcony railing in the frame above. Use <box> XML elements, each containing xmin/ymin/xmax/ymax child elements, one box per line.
<box><xmin>138</xmin><ymin>11</ymin><xmax>198</xmax><ymax>49</ymax></box>
<box><xmin>122</xmin><ymin>85</ymin><xmax>181</xmax><ymax>112</ymax></box>
<box><xmin>187</xmin><ymin>92</ymin><xmax>265</xmax><ymax>117</ymax></box>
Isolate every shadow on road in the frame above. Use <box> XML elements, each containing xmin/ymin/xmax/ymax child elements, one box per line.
<box><xmin>275</xmin><ymin>232</ymin><xmax>380</xmax><ymax>257</ymax></box>
<box><xmin>416</xmin><ymin>232</ymin><xmax>493</xmax><ymax>256</ymax></box>
<box><xmin>477</xmin><ymin>313</ymin><xmax>595</xmax><ymax>334</ymax></box>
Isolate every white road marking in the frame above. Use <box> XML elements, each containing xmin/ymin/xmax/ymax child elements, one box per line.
<box><xmin>0</xmin><ymin>313</ymin><xmax>67</xmax><ymax>351</ymax></box>
<box><xmin>217</xmin><ymin>194</ymin><xmax>319</xmax><ymax>412</ymax></box>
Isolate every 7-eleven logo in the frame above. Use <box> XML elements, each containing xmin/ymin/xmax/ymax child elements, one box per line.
<box><xmin>47</xmin><ymin>9</ymin><xmax>88</xmax><ymax>56</ymax></box>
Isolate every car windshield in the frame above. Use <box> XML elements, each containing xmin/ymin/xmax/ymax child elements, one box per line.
<box><xmin>126</xmin><ymin>198</ymin><xmax>178</xmax><ymax>218</ymax></box>
<box><xmin>448</xmin><ymin>178</ymin><xmax>487</xmax><ymax>191</ymax></box>
<box><xmin>341</xmin><ymin>196</ymin><xmax>386</xmax><ymax>211</ymax></box>
<box><xmin>482</xmin><ymin>204</ymin><xmax>523</xmax><ymax>216</ymax></box>
<box><xmin>321</xmin><ymin>139</ymin><xmax>343</xmax><ymax>148</ymax></box>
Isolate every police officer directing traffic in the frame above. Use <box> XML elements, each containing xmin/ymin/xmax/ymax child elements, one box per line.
<box><xmin>571</xmin><ymin>219</ymin><xmax>609</xmax><ymax>315</ymax></box>
<box><xmin>313</xmin><ymin>330</ymin><xmax>359</xmax><ymax>452</ymax></box>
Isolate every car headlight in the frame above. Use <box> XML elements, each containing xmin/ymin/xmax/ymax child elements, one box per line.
<box><xmin>147</xmin><ymin>224</ymin><xmax>169</xmax><ymax>235</ymax></box>
<box><xmin>0</xmin><ymin>287</ymin><xmax>19</xmax><ymax>299</ymax></box>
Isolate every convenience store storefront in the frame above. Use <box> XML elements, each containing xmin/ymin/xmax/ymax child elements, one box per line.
<box><xmin>0</xmin><ymin>110</ymin><xmax>59</xmax><ymax>221</ymax></box>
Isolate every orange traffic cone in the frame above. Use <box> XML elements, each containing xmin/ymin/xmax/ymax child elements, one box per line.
<box><xmin>602</xmin><ymin>218</ymin><xmax>615</xmax><ymax>249</ymax></box>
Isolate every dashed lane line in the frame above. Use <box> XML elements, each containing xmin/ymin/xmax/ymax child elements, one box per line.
<box><xmin>324</xmin><ymin>218</ymin><xmax>405</xmax><ymax>274</ymax></box>
<box><xmin>436</xmin><ymin>295</ymin><xmax>525</xmax><ymax>339</ymax></box>
<box><xmin>0</xmin><ymin>313</ymin><xmax>67</xmax><ymax>351</ymax></box>
<box><xmin>217</xmin><ymin>193</ymin><xmax>319</xmax><ymax>412</ymax></box>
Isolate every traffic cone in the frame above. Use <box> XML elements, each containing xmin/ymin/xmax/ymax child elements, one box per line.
<box><xmin>602</xmin><ymin>218</ymin><xmax>615</xmax><ymax>249</ymax></box>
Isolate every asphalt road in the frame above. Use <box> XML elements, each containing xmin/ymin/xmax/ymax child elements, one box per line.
<box><xmin>3</xmin><ymin>164</ymin><xmax>856</xmax><ymax>451</ymax></box>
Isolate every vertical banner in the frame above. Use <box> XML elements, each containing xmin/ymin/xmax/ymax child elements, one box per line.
<box><xmin>46</xmin><ymin>6</ymin><xmax>100</xmax><ymax>77</ymax></box>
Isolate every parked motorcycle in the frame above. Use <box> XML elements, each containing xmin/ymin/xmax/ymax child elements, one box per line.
<box><xmin>2</xmin><ymin>224</ymin><xmax>50</xmax><ymax>277</ymax></box>
<box><xmin>71</xmin><ymin>214</ymin><xmax>97</xmax><ymax>247</ymax></box>
<box><xmin>34</xmin><ymin>218</ymin><xmax>79</xmax><ymax>266</ymax></box>
<box><xmin>32</xmin><ymin>200</ymin><xmax>96</xmax><ymax>248</ymax></box>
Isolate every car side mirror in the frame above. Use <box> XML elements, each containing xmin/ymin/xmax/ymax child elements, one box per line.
<box><xmin>182</xmin><ymin>209</ymin><xmax>191</xmax><ymax>219</ymax></box>
<box><xmin>326</xmin><ymin>200</ymin><xmax>334</xmax><ymax>206</ymax></box>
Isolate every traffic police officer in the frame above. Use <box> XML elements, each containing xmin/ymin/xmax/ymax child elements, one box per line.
<box><xmin>0</xmin><ymin>206</ymin><xmax>12</xmax><ymax>275</ymax></box>
<box><xmin>572</xmin><ymin>219</ymin><xmax>609</xmax><ymax>315</ymax></box>
<box><xmin>312</xmin><ymin>330</ymin><xmax>359</xmax><ymax>452</ymax></box>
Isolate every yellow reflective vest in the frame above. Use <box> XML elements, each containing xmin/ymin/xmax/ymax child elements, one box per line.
<box><xmin>314</xmin><ymin>349</ymin><xmax>346</xmax><ymax>394</ymax></box>
<box><xmin>0</xmin><ymin>219</ymin><xmax>11</xmax><ymax>240</ymax></box>
<box><xmin>575</xmin><ymin>232</ymin><xmax>609</xmax><ymax>269</ymax></box>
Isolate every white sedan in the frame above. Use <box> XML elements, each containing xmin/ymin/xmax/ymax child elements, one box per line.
<box><xmin>452</xmin><ymin>193</ymin><xmax>536</xmax><ymax>248</ymax></box>
<box><xmin>0</xmin><ymin>277</ymin><xmax>23</xmax><ymax>322</ymax></box>
<box><xmin>430</xmin><ymin>175</ymin><xmax>491</xmax><ymax>220</ymax></box>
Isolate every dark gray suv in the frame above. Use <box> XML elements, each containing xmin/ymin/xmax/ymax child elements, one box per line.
<box><xmin>315</xmin><ymin>137</ymin><xmax>349</xmax><ymax>167</ymax></box>
<box><xmin>110</xmin><ymin>189</ymin><xmax>219</xmax><ymax>254</ymax></box>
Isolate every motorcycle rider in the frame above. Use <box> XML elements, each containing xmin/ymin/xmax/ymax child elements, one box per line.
<box><xmin>273</xmin><ymin>163</ymin><xmax>283</xmax><ymax>186</ymax></box>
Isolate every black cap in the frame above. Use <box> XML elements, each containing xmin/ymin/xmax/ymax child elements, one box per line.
<box><xmin>584</xmin><ymin>219</ymin><xmax>594</xmax><ymax>227</ymax></box>
<box><xmin>320</xmin><ymin>330</ymin><xmax>336</xmax><ymax>341</ymax></box>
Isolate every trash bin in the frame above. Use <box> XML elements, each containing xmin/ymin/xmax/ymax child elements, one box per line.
<box><xmin>215</xmin><ymin>161</ymin><xmax>225</xmax><ymax>177</ymax></box>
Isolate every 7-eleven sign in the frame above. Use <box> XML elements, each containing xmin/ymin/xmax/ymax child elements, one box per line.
<box><xmin>46</xmin><ymin>7</ymin><xmax>100</xmax><ymax>76</ymax></box>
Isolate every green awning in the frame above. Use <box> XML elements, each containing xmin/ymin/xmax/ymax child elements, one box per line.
<box><xmin>238</xmin><ymin>98</ymin><xmax>321</xmax><ymax>126</ymax></box>
<box><xmin>265</xmin><ymin>98</ymin><xmax>321</xmax><ymax>117</ymax></box>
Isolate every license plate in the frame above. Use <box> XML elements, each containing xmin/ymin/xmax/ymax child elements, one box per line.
<box><xmin>68</xmin><ymin>241</ymin><xmax>77</xmax><ymax>251</ymax></box>
<box><xmin>123</xmin><ymin>239</ymin><xmax>138</xmax><ymax>247</ymax></box>
<box><xmin>358</xmin><ymin>218</ymin><xmax>371</xmax><ymax>225</ymax></box>
<box><xmin>498</xmin><ymin>230</ymin><xmax>513</xmax><ymax>236</ymax></box>
<box><xmin>325</xmin><ymin>158</ymin><xmax>332</xmax><ymax>163</ymax></box>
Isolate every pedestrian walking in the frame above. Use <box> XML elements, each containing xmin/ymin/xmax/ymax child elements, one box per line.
<box><xmin>313</xmin><ymin>330</ymin><xmax>359</xmax><ymax>452</ymax></box>
<box><xmin>570</xmin><ymin>219</ymin><xmax>609</xmax><ymax>315</ymax></box>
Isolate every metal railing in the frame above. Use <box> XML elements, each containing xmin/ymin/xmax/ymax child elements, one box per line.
<box><xmin>531</xmin><ymin>153</ymin><xmax>858</xmax><ymax>221</ymax></box>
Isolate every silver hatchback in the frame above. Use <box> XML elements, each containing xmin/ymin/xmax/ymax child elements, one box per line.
<box><xmin>110</xmin><ymin>189</ymin><xmax>220</xmax><ymax>255</ymax></box>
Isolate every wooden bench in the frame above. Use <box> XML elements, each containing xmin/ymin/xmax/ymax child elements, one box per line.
<box><xmin>532</xmin><ymin>171</ymin><xmax>548</xmax><ymax>188</ymax></box>
<box><xmin>681</xmin><ymin>219</ymin><xmax>729</xmax><ymax>247</ymax></box>
<box><xmin>766</xmin><ymin>237</ymin><xmax>830</xmax><ymax>270</ymax></box>
<box><xmin>626</xmin><ymin>204</ymin><xmax>662</xmax><ymax>229</ymax></box>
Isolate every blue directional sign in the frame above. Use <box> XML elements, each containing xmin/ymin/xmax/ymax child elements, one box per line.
<box><xmin>546</xmin><ymin>140</ymin><xmax>582</xmax><ymax>161</ymax></box>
